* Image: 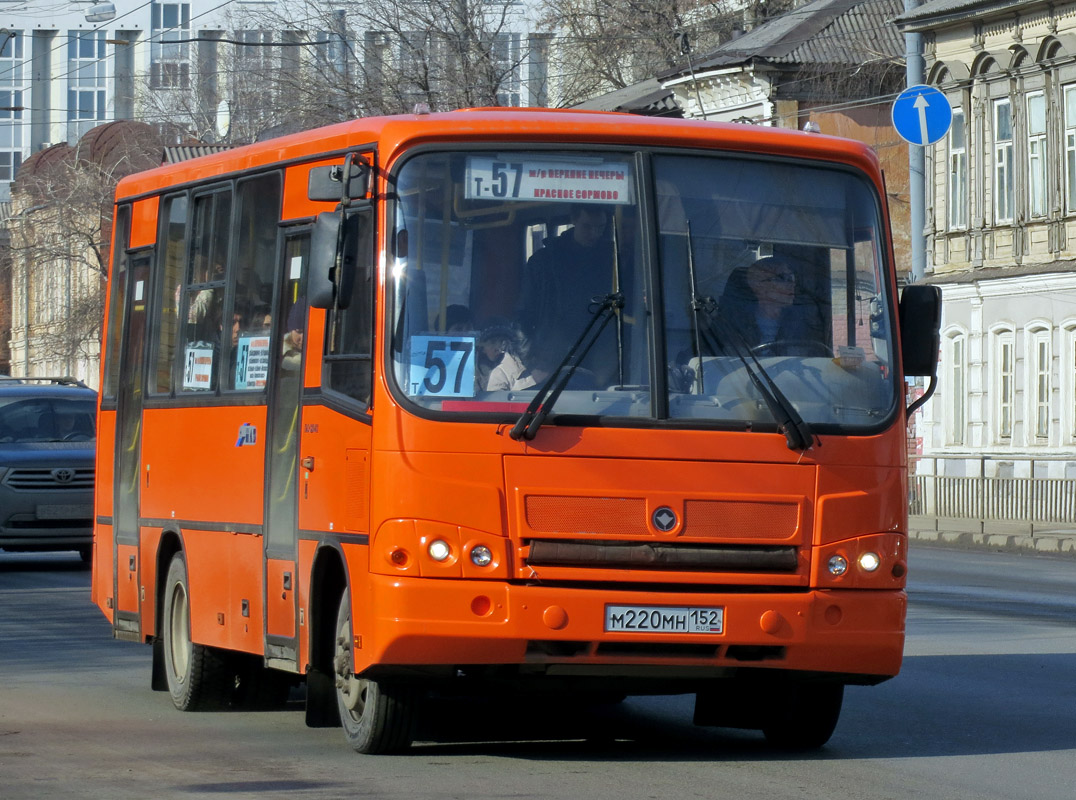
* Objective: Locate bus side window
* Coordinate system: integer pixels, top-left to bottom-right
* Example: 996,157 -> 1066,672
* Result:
151,194 -> 188,395
324,207 -> 375,407
179,190 -> 231,393
226,173 -> 281,392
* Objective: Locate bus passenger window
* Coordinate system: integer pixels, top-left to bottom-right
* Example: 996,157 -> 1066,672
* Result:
226,173 -> 281,392
179,190 -> 231,393
151,194 -> 188,395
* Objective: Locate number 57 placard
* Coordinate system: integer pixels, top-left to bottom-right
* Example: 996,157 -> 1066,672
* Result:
408,335 -> 476,398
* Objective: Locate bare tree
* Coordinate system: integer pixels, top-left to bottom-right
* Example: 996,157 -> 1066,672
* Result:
7,123 -> 162,380
539,0 -> 795,107
136,0 -> 542,145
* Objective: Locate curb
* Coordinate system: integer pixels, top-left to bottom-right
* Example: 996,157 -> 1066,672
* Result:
908,527 -> 1076,559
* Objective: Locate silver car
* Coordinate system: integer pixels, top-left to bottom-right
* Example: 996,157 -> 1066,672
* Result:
0,377 -> 96,562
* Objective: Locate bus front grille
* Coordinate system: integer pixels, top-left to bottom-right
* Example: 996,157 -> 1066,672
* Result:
525,539 -> 799,572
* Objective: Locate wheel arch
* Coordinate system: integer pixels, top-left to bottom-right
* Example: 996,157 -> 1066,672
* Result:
304,540 -> 346,728
150,526 -> 184,691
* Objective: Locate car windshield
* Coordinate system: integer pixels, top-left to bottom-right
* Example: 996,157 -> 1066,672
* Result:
389,148 -> 896,433
0,397 -> 97,443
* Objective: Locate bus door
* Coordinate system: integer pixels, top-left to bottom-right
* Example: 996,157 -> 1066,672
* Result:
263,231 -> 309,666
113,254 -> 152,638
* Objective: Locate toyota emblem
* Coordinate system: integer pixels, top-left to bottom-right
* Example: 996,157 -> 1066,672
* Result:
651,506 -> 678,532
52,468 -> 75,483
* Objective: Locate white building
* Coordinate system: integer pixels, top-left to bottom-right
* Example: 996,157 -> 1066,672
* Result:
0,0 -> 552,201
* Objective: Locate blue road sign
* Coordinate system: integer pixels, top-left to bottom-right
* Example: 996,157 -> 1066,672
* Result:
892,85 -> 953,146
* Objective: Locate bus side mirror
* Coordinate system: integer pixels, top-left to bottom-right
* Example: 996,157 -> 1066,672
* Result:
899,284 -> 941,378
309,210 -> 342,309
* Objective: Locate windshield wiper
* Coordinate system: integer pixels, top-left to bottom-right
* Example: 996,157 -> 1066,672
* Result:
706,313 -> 815,451
509,292 -> 625,441
683,225 -> 813,451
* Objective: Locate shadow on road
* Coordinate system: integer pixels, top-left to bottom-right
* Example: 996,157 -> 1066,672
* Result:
404,652 -> 1076,761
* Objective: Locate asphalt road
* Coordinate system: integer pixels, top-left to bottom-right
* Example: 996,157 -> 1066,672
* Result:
1,546 -> 1074,800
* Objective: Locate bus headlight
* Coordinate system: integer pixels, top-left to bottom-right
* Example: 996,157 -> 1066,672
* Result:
469,545 -> 493,567
427,539 -> 452,562
858,552 -> 881,572
827,555 -> 848,576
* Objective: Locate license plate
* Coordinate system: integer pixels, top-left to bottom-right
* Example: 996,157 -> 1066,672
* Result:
604,604 -> 724,634
36,504 -> 87,520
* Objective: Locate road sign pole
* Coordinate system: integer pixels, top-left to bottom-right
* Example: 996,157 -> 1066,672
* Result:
905,0 -> 926,283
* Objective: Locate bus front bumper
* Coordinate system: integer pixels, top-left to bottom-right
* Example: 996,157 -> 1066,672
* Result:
353,575 -> 906,682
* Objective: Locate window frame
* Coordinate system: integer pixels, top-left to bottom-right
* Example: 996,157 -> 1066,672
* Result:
993,98 -> 1014,224
1025,322 -> 1052,443
948,108 -> 968,230
1027,91 -> 1047,219
945,328 -> 967,446
991,325 -> 1015,443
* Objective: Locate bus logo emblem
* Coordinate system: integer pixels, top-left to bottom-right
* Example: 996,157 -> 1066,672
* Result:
236,423 -> 257,447
651,506 -> 677,532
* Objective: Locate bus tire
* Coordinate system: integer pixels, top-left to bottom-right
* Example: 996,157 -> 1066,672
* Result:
761,682 -> 844,751
161,553 -> 233,711
333,592 -> 417,754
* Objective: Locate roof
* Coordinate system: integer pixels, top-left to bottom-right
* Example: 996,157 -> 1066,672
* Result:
574,79 -> 683,117
663,0 -> 905,78
164,145 -> 231,164
893,0 -> 1038,29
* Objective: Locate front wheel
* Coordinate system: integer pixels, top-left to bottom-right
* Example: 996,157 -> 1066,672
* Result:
333,592 -> 418,754
761,682 -> 844,750
161,553 -> 233,711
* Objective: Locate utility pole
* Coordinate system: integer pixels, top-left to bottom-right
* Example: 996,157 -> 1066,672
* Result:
904,0 -> 926,282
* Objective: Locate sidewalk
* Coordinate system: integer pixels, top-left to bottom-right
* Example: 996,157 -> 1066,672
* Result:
909,515 -> 1076,558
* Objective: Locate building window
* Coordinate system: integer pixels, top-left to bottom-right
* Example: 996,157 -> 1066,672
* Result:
994,328 -> 1014,441
1028,326 -> 1052,442
0,30 -> 25,183
492,33 -> 522,107
1067,326 -> 1076,441
68,31 -> 107,142
151,2 -> 191,89
948,109 -> 967,230
947,331 -> 966,445
1027,92 -> 1047,218
993,99 -> 1013,224
1065,86 -> 1076,213
237,30 -> 274,71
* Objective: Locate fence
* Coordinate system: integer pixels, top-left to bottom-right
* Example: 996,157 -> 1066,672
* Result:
909,455 -> 1076,532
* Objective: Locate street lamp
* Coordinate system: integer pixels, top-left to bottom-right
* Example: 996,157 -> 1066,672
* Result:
85,3 -> 117,24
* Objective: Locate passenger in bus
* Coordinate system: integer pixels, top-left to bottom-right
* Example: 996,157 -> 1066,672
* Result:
476,322 -> 526,392
436,304 -> 473,334
517,204 -> 614,347
713,257 -> 825,354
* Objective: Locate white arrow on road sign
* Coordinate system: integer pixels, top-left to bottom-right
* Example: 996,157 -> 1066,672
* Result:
892,85 -> 953,146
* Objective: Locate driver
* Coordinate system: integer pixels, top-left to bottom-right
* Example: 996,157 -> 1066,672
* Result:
714,256 -> 824,353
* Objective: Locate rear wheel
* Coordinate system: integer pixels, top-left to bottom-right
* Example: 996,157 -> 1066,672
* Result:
333,592 -> 417,753
161,553 -> 233,711
761,682 -> 844,750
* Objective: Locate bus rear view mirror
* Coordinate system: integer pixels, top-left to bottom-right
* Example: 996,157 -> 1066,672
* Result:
899,284 -> 941,377
309,210 -> 342,309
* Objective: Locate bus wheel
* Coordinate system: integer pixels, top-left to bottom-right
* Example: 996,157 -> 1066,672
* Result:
761,682 -> 844,751
161,553 -> 233,711
332,593 -> 417,754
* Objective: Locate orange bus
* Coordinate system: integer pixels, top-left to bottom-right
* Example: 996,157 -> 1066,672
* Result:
92,108 -> 940,753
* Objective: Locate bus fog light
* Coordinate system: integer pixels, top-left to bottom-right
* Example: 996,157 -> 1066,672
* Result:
427,540 -> 451,562
858,552 -> 881,572
827,555 -> 848,576
470,545 -> 493,567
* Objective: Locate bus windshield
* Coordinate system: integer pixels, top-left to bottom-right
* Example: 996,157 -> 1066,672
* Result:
390,148 -> 896,432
